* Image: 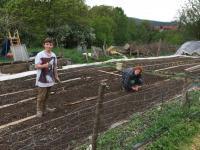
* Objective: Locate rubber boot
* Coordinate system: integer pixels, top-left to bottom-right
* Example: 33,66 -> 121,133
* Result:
36,99 -> 44,118
45,106 -> 56,113
44,87 -> 56,113
36,88 -> 46,118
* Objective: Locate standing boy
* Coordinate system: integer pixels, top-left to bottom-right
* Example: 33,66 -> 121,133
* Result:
35,38 -> 60,117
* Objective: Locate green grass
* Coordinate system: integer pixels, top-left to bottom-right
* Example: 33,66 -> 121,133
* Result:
80,90 -> 200,150
146,91 -> 200,150
160,50 -> 175,56
180,134 -> 200,150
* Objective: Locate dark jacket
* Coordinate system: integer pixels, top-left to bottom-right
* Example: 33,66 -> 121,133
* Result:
122,68 -> 143,91
1,38 -> 10,56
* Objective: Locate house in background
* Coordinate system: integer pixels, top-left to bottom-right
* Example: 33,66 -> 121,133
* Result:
154,25 -> 177,31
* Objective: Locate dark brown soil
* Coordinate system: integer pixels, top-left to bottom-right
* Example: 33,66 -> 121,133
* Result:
0,56 -> 198,150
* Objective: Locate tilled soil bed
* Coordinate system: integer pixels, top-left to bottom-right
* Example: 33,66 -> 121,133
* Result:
1,56 -> 199,149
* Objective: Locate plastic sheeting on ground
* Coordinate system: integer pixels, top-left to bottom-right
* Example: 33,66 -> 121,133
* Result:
176,41 -> 200,55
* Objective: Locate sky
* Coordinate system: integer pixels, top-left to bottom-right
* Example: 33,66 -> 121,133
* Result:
85,0 -> 186,22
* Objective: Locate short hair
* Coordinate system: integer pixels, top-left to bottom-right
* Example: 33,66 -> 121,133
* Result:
134,66 -> 143,73
43,37 -> 54,44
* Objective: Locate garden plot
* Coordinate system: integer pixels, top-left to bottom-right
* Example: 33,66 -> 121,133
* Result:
0,56 -> 199,149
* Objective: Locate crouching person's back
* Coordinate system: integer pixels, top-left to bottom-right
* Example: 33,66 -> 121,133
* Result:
122,66 -> 143,92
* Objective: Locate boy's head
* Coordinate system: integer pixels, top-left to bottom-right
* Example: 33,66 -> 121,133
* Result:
43,38 -> 54,51
133,66 -> 143,75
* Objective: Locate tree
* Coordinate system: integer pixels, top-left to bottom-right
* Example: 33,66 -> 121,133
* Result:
91,16 -> 114,46
89,5 -> 115,46
135,21 -> 157,43
178,0 -> 200,39
158,30 -> 184,45
0,0 -> 11,7
88,5 -> 115,18
0,0 -> 22,37
89,5 -> 129,46
5,0 -> 90,46
112,7 -> 128,45
127,19 -> 137,42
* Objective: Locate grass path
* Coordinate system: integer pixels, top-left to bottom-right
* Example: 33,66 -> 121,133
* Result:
180,134 -> 200,150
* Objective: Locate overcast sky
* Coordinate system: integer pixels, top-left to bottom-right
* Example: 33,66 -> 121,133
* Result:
85,0 -> 186,22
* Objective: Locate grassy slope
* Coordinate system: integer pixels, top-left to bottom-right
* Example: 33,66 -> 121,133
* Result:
80,91 -> 200,150
130,17 -> 177,26
146,91 -> 200,150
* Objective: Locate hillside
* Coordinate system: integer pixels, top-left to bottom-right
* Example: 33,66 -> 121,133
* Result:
129,17 -> 177,26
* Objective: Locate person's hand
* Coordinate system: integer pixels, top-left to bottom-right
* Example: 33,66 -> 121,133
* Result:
43,63 -> 49,68
132,86 -> 139,91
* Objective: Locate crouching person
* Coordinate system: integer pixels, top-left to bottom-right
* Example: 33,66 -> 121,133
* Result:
35,38 -> 60,117
122,66 -> 143,92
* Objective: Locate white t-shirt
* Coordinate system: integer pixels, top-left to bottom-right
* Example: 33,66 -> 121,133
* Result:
35,50 -> 57,87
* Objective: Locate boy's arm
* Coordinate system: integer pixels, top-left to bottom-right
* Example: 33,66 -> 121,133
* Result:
54,68 -> 60,82
35,53 -> 48,69
35,63 -> 49,69
54,57 -> 60,82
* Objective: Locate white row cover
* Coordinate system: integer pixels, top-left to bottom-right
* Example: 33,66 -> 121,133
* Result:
176,41 -> 200,55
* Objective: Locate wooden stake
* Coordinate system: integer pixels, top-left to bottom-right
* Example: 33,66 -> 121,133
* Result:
157,38 -> 162,56
183,76 -> 190,108
92,81 -> 107,150
64,96 -> 98,106
85,45 -> 89,62
97,70 -> 121,76
137,49 -> 139,57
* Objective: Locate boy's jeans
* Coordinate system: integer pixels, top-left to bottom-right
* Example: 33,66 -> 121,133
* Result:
36,87 -> 51,115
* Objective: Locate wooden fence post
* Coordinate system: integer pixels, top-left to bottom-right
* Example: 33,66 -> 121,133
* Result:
103,40 -> 107,56
92,81 -> 107,150
161,90 -> 164,111
157,38 -> 162,56
183,76 -> 190,108
185,91 -> 190,108
137,49 -> 139,57
85,46 -> 89,62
